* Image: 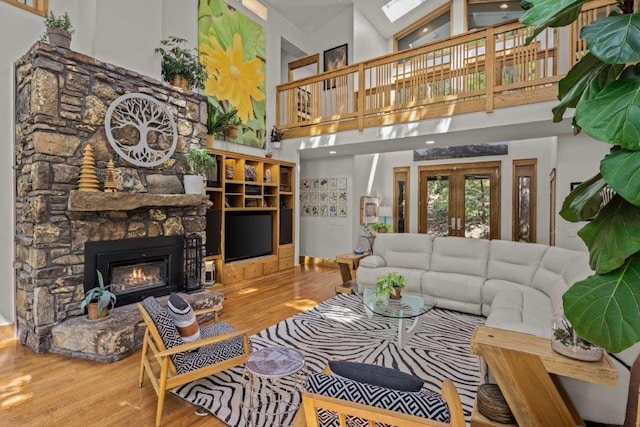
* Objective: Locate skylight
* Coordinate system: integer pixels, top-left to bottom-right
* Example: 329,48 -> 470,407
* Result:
382,0 -> 427,23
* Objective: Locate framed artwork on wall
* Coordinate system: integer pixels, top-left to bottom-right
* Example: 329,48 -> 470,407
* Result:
323,43 -> 348,90
360,196 -> 380,224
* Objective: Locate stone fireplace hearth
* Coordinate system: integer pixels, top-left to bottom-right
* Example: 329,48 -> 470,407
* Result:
14,42 -> 212,357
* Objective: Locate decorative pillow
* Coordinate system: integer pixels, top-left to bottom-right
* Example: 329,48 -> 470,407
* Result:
167,293 -> 201,342
359,255 -> 386,268
329,361 -> 424,392
305,373 -> 450,422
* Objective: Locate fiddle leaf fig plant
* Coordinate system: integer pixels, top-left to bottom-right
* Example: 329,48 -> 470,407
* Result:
521,0 -> 640,352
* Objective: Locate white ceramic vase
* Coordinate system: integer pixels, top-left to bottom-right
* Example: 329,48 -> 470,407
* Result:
184,175 -> 204,194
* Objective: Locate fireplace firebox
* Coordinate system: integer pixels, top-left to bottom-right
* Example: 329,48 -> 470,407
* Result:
84,236 -> 185,307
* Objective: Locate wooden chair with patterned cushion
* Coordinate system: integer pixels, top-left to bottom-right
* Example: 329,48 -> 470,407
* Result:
137,296 -> 251,427
293,364 -> 465,427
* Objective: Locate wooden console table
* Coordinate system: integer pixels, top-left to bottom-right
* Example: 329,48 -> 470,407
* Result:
334,252 -> 369,294
470,326 -> 618,427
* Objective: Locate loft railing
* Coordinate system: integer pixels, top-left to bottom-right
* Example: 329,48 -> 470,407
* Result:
276,0 -> 614,139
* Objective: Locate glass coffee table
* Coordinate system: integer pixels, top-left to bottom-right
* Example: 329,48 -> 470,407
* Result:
357,287 -> 436,348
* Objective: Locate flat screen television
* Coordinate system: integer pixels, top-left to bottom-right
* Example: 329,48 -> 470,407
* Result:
225,212 -> 273,262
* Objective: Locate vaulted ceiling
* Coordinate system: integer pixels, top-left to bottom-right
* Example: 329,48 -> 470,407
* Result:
261,0 -> 444,38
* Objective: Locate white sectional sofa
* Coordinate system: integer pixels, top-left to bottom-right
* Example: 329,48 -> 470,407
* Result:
356,233 -> 640,425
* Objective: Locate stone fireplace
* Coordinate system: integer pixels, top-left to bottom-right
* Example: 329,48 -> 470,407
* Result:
14,42 -> 211,355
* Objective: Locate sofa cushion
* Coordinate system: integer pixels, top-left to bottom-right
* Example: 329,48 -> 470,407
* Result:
430,237 -> 489,277
305,372 -> 451,422
487,240 -> 547,286
482,280 -> 529,316
530,247 -> 592,313
485,289 -> 553,337
373,233 -> 433,270
328,361 -> 424,392
421,271 -> 484,315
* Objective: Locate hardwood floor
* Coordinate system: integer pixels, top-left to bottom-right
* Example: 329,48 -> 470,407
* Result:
0,263 -> 339,426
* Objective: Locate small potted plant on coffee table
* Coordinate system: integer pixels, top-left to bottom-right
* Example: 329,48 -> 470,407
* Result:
81,270 -> 116,320
375,271 -> 407,300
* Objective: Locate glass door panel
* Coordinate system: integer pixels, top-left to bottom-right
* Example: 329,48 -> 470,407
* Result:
394,167 -> 410,233
426,175 -> 451,237
464,173 -> 491,239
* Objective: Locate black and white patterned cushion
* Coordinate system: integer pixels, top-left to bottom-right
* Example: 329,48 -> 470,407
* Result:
142,297 -> 182,349
171,322 -> 246,374
305,373 -> 450,424
142,297 -> 247,375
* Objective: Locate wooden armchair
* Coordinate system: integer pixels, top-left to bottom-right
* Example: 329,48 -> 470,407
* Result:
137,297 -> 251,427
294,366 -> 465,427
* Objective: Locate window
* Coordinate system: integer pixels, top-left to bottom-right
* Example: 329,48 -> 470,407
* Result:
3,0 -> 48,16
466,0 -> 524,31
393,167 -> 410,233
512,159 -> 537,243
394,3 -> 451,51
382,0 -> 428,23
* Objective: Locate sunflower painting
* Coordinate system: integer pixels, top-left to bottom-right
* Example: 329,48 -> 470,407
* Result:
199,0 -> 266,148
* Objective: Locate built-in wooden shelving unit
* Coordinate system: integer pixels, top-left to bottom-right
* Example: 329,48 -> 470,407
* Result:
205,149 -> 295,285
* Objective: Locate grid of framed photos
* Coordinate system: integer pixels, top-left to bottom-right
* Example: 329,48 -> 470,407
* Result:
300,176 -> 348,217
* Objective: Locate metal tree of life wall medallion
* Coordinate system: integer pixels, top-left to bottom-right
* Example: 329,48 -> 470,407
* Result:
105,93 -> 178,167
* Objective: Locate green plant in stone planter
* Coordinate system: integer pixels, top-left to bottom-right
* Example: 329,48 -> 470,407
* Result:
155,36 -> 207,90
375,271 -> 407,300
520,0 -> 640,352
80,271 -> 116,320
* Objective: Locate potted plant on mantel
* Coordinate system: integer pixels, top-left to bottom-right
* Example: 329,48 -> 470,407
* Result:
206,105 -> 239,145
184,148 -> 216,194
80,271 -> 116,320
42,11 -> 74,49
375,271 -> 407,300
154,36 -> 207,91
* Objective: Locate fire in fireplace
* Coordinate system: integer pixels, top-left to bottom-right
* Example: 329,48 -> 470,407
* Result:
84,236 -> 185,307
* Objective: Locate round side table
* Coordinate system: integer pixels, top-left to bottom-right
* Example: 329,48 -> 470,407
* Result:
241,346 -> 307,426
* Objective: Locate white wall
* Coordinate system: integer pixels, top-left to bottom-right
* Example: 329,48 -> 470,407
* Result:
299,157 -> 355,258
306,7 -> 354,70
555,134 -> 609,250
0,2 -> 47,325
352,5 -> 388,63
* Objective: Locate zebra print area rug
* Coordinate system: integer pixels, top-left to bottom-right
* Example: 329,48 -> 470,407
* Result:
173,293 -> 484,426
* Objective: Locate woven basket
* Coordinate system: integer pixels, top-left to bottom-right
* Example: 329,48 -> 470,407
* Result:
477,384 -> 515,424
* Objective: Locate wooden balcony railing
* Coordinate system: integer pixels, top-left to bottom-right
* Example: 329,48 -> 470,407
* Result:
276,0 -> 615,139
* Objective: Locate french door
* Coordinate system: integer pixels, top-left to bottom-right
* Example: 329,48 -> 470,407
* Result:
418,161 -> 501,239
